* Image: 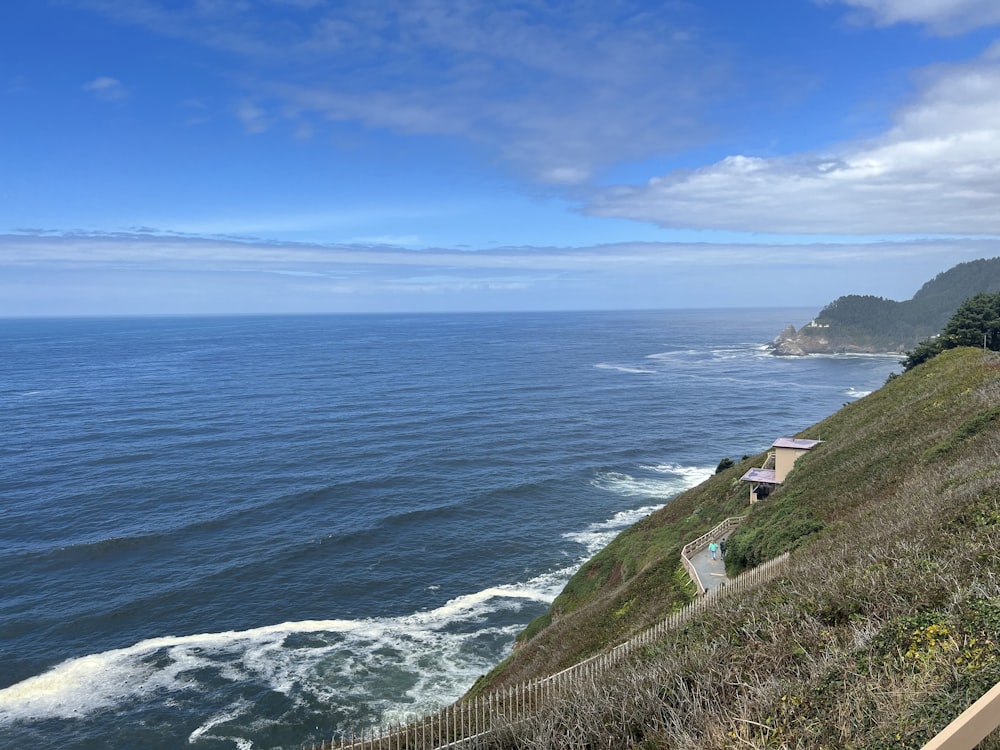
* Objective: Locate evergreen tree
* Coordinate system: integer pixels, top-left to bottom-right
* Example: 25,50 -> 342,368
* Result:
939,292 -> 1000,349
901,338 -> 944,371
903,291 -> 1000,370
802,258 -> 1000,353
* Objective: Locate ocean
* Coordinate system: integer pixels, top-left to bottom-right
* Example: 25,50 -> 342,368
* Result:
0,309 -> 900,749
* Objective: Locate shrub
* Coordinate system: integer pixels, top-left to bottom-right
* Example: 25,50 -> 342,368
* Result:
715,457 -> 735,474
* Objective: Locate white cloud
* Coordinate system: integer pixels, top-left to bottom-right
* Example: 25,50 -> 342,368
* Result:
235,100 -> 269,133
83,76 -> 128,101
2,231 -> 997,315
347,235 -> 423,247
826,0 -> 1000,34
74,0 -> 730,184
2,229 -> 994,273
586,53 -> 1000,236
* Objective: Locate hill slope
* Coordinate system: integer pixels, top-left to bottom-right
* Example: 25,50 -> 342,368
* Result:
473,347 -> 1000,748
770,256 -> 1000,354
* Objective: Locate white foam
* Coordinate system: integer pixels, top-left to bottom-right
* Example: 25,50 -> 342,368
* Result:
188,702 -> 255,745
639,462 -> 715,483
645,349 -> 700,360
590,465 -> 713,499
803,351 -> 902,360
593,363 -> 657,375
0,460 -> 714,736
0,580 -> 562,730
570,463 -> 712,555
562,503 -> 664,556
707,347 -> 752,361
0,619 -> 365,724
846,387 -> 872,398
403,585 -> 553,627
646,346 -> 762,363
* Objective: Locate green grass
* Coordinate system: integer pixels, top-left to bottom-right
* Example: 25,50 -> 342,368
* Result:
467,347 -> 1000,748
469,453 -> 754,691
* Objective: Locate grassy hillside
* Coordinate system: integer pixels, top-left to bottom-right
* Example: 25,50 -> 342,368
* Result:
471,347 -> 1000,748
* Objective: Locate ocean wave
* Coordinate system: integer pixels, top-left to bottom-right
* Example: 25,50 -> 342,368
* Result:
0,574 -> 559,732
187,702 -> 256,748
0,461 -> 710,735
589,465 -> 713,500
593,363 -> 658,375
646,346 -> 763,363
569,463 -> 713,555
645,349 -> 701,360
561,504 -> 664,556
639,463 -> 716,483
803,351 -> 903,360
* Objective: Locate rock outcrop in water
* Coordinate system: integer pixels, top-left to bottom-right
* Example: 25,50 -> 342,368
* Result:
767,320 -> 898,356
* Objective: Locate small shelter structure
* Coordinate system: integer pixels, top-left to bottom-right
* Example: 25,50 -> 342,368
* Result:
740,437 -> 821,503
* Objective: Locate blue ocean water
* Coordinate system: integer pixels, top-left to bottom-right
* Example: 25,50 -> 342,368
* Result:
0,310 -> 900,749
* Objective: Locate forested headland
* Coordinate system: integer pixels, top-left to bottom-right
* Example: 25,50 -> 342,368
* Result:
770,256 -> 1000,355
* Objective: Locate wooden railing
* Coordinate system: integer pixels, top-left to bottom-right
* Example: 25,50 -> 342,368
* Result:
303,551 -> 791,750
920,681 -> 1000,750
680,515 -> 745,595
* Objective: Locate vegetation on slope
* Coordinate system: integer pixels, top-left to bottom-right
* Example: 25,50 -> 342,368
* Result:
470,449 -> 764,692
473,346 -> 1000,748
777,257 -> 1000,353
903,291 -> 1000,371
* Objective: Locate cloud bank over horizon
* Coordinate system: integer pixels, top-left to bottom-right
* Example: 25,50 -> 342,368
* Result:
5,1 -> 1000,315
2,230 -> 996,317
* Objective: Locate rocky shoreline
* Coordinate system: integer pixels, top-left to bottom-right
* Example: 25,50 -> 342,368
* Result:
767,323 -> 907,356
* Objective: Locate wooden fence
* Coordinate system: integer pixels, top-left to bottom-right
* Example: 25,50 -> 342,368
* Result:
303,551 -> 791,750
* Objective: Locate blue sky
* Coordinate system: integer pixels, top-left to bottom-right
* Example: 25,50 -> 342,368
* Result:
4,0 -> 1000,316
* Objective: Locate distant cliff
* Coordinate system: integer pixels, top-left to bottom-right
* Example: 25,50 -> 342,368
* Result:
769,256 -> 1000,355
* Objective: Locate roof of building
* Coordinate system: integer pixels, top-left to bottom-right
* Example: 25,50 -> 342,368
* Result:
772,437 -> 823,450
740,467 -> 778,484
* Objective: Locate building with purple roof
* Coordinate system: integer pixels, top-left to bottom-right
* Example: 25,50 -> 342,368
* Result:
740,437 -> 822,503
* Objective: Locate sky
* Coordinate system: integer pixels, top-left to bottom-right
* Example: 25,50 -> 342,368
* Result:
4,0 -> 1000,316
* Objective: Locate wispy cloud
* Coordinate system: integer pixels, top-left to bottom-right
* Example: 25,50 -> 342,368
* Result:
141,205 -> 447,237
73,0 -> 732,184
181,97 -> 213,125
2,230 -> 996,315
235,99 -> 269,133
83,76 -> 129,101
3,229 -> 994,272
825,0 -> 1000,34
586,50 -> 1000,235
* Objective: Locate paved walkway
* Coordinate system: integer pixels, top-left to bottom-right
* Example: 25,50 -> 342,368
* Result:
689,536 -> 731,592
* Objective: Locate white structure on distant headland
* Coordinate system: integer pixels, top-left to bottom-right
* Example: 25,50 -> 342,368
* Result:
740,437 -> 822,503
